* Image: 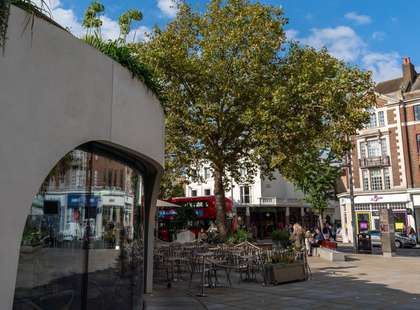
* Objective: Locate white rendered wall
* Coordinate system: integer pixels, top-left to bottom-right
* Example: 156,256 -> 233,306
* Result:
0,6 -> 164,308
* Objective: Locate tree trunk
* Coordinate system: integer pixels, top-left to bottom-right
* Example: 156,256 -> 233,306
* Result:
318,210 -> 324,231
213,167 -> 227,239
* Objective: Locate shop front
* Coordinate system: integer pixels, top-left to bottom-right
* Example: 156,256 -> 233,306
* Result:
341,193 -> 416,240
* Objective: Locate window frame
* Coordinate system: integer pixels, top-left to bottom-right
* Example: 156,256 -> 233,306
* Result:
240,185 -> 251,204
414,105 -> 420,121
416,134 -> 420,153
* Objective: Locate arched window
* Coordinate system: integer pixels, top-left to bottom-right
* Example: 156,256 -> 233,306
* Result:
13,145 -> 146,309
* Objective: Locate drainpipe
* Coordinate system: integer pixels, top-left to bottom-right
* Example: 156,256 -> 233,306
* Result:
402,99 -> 414,188
347,136 -> 359,251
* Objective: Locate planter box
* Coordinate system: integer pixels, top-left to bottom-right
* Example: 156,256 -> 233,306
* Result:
263,262 -> 306,285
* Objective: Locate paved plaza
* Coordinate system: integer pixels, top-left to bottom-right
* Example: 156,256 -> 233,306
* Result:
146,253 -> 420,310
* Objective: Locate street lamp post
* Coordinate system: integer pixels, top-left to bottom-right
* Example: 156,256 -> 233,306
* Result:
347,141 -> 359,252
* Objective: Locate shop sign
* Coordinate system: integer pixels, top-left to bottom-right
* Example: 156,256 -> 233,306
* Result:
102,196 -> 125,206
355,193 -> 410,204
67,194 -> 99,208
370,195 -> 383,202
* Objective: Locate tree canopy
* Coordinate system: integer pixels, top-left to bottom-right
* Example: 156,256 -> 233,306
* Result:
138,0 -> 288,236
138,0 -> 375,237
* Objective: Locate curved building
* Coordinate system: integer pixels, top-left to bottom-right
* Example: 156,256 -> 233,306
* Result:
0,5 -> 164,309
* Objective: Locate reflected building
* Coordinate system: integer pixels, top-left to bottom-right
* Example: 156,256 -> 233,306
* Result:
14,149 -> 147,309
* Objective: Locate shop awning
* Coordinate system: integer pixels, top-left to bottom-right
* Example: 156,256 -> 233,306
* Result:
156,200 -> 181,208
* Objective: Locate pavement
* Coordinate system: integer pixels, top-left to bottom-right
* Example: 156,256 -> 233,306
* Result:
145,254 -> 420,310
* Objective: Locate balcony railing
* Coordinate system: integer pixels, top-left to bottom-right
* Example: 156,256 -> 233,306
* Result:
359,156 -> 390,168
259,197 -> 279,205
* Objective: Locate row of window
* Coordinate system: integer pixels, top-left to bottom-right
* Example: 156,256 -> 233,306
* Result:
190,185 -> 252,203
191,189 -> 211,197
360,138 -> 387,158
366,110 -> 385,128
362,168 -> 391,191
367,105 -> 420,128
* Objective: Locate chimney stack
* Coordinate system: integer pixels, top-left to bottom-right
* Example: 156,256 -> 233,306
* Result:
402,57 -> 417,86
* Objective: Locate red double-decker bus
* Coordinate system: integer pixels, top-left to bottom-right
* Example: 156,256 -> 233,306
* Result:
158,196 -> 233,241
164,196 -> 232,220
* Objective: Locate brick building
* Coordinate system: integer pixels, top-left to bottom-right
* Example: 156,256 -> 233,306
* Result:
338,57 -> 420,243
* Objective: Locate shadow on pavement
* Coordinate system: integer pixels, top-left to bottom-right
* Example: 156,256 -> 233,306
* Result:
148,264 -> 420,310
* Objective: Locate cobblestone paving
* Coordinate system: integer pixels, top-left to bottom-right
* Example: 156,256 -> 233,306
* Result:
145,254 -> 420,310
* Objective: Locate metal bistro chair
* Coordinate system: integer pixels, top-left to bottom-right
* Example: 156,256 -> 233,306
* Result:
188,254 -> 213,291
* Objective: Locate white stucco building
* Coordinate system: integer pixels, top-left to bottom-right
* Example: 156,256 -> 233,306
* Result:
187,166 -> 339,238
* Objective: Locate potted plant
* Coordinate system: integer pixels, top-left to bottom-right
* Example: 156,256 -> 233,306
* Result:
271,229 -> 290,249
226,228 -> 250,245
263,249 -> 306,285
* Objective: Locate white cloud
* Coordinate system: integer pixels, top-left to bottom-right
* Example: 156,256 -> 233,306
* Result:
372,31 -> 385,41
157,0 -> 179,18
285,29 -> 298,40
100,16 -> 120,41
362,52 -> 401,82
344,12 -> 371,25
127,26 -> 152,43
299,26 -> 365,62
32,0 -> 61,10
52,7 -> 84,36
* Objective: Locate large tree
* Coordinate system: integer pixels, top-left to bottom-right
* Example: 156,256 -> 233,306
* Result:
139,1 -> 375,238
139,0 -> 287,237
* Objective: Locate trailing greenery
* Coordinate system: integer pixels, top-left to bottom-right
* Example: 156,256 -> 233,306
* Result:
0,0 -> 10,53
83,34 -> 161,98
81,2 -> 161,98
1,0 -> 66,53
1,1 -> 160,99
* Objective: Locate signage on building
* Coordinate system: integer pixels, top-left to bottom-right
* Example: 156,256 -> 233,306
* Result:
370,195 -> 383,202
102,196 -> 125,206
355,193 -> 410,204
67,194 -> 99,208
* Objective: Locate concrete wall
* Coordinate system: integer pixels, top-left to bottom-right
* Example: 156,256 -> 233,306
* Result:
0,6 -> 164,309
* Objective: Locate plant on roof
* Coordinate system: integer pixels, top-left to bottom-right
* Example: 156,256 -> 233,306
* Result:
82,1 -> 104,36
1,0 -> 59,54
81,2 -> 161,98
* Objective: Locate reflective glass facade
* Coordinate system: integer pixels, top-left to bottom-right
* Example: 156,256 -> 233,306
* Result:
13,148 -> 145,309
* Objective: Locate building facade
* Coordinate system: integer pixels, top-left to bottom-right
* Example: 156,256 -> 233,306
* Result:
338,57 -> 420,243
187,167 -> 339,238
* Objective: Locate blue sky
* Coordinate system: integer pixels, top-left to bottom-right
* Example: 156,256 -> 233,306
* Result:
36,0 -> 419,82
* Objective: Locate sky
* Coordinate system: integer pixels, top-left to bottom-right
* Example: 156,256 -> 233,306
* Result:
33,0 -> 420,82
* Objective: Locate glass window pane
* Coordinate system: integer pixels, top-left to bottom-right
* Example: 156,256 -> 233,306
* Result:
362,170 -> 369,191
367,140 -> 381,157
417,134 -> 420,153
370,169 -> 383,191
378,111 -> 385,127
367,110 -> 377,128
384,168 -> 391,189
381,138 -> 388,156
13,149 -> 145,309
414,105 -> 420,121
360,142 -> 366,158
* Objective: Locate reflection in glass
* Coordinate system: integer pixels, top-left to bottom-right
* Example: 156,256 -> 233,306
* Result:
13,149 -> 145,310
